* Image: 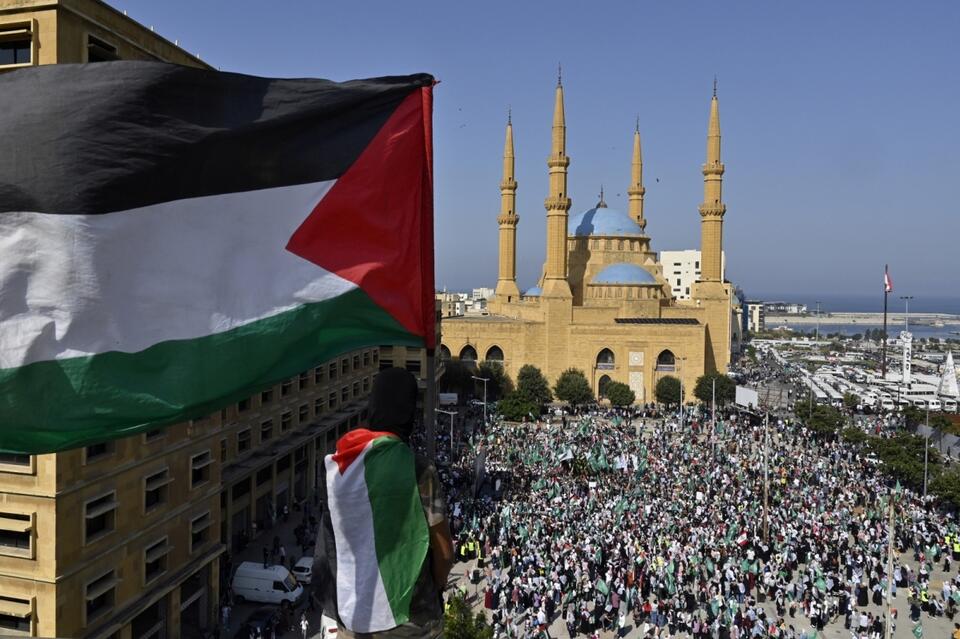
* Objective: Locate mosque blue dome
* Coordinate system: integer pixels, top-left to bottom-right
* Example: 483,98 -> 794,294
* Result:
568,207 -> 644,237
592,263 -> 658,285
524,286 -> 542,296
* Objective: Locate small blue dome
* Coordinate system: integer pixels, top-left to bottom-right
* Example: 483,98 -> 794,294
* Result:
569,207 -> 644,237
524,286 -> 542,296
592,263 -> 658,285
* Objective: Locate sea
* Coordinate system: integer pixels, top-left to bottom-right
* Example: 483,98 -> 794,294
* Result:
751,293 -> 960,340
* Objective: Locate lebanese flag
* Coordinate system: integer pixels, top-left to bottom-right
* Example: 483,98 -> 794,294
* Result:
884,265 -> 893,293
323,429 -> 430,632
0,63 -> 435,454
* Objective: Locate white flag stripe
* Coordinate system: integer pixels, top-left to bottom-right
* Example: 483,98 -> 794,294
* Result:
0,179 -> 355,369
325,449 -> 396,632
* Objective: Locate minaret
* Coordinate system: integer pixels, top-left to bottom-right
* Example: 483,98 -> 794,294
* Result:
698,80 -> 725,283
495,111 -> 521,299
627,118 -> 646,230
542,68 -> 572,298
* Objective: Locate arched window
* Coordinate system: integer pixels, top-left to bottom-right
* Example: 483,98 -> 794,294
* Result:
485,346 -> 504,362
459,345 -> 478,363
439,345 -> 451,361
656,350 -> 676,372
596,348 -> 615,370
598,375 -> 612,397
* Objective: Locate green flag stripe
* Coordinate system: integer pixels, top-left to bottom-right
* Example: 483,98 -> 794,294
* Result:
0,288 -> 420,454
364,437 -> 430,624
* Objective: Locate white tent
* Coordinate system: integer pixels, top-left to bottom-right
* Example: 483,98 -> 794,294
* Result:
938,351 -> 959,398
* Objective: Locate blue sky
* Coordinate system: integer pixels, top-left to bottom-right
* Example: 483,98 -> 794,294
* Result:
114,0 -> 959,302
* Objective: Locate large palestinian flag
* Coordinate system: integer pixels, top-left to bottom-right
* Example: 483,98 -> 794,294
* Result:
323,429 -> 429,632
0,62 -> 435,454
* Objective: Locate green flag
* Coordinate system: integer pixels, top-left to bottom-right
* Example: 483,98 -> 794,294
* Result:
596,579 -> 609,596
912,622 -> 922,639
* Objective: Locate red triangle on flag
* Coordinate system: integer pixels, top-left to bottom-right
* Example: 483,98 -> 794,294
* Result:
286,88 -> 434,347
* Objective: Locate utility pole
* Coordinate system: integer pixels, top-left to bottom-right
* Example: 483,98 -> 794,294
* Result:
763,410 -> 770,544
815,300 -> 822,342
472,375 -> 489,427
924,407 -> 930,498
437,409 -> 457,453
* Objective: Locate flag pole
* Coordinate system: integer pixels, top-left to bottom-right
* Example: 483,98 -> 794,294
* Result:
882,264 -> 889,378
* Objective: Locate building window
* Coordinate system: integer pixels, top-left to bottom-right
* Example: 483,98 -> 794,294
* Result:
0,24 -> 31,66
0,512 -> 31,557
260,420 -> 273,442
191,451 -> 212,488
353,355 -> 360,370
238,398 -> 251,412
143,429 -> 164,444
299,404 -> 309,423
352,381 -> 360,398
373,351 -> 379,365
86,34 -> 119,62
85,569 -> 118,623
84,441 -> 114,463
281,379 -> 293,397
340,359 -> 349,375
232,480 -> 250,499
695,261 -> 700,269
363,377 -> 370,393
341,387 -> 349,403
328,392 -> 337,409
261,389 -> 274,404
220,438 -> 227,463
256,467 -> 271,486
190,513 -> 210,552
314,367 -> 324,384
277,454 -> 291,473
84,492 -> 117,543
143,538 -> 169,583
143,468 -> 171,511
379,358 -> 394,371
363,351 -> 371,367
405,360 -> 422,375
237,429 -> 251,453
280,411 -> 292,432
299,371 -> 309,389
0,453 -> 31,471
315,398 -> 323,415
0,596 -> 31,633
328,363 -> 337,380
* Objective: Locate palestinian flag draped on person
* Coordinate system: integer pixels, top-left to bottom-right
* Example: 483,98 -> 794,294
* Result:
0,62 -> 435,454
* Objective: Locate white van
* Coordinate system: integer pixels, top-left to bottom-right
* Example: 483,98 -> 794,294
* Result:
944,398 -> 958,413
927,398 -> 942,412
881,398 -> 895,412
232,562 -> 304,606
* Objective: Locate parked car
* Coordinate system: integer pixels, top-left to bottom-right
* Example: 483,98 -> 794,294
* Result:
232,561 -> 304,606
292,556 -> 314,585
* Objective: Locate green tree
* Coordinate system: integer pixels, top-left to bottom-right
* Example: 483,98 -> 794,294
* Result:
516,364 -> 553,406
497,391 -> 539,422
693,372 -> 736,406
444,592 -> 493,639
476,362 -> 513,402
554,368 -> 594,406
901,404 -> 924,430
656,376 -> 681,407
843,392 -> 859,410
605,381 -> 636,407
802,404 -> 845,438
868,434 -> 941,491
930,467 -> 960,511
439,358 -> 475,399
841,427 -> 869,445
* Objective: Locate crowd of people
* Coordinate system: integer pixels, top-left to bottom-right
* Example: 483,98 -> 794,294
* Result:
431,402 -> 960,639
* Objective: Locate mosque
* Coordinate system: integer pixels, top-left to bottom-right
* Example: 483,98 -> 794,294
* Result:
439,78 -> 738,403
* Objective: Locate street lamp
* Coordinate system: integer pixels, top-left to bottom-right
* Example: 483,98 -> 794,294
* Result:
437,409 -> 457,453
472,376 -> 490,426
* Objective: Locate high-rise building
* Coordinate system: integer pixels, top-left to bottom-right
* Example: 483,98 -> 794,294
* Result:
658,249 -> 726,301
0,3 -> 386,638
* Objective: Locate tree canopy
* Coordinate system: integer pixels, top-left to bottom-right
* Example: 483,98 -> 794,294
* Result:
605,381 -> 636,407
516,364 -> 553,407
444,592 -> 493,639
693,372 -> 735,406
655,376 -> 681,407
438,358 -> 475,398
497,391 -> 539,422
476,362 -> 513,402
554,368 -> 594,406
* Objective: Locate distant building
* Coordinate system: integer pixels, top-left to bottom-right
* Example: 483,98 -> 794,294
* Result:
471,287 -> 495,301
658,249 -> 725,300
436,291 -> 467,317
764,301 -> 808,314
745,300 -> 766,333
